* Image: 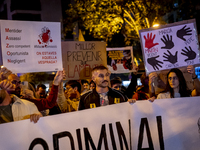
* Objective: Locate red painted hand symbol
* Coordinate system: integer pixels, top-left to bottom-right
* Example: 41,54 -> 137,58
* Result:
144,33 -> 159,49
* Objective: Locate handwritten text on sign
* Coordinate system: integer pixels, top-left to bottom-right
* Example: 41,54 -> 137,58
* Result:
139,20 -> 199,74
62,41 -> 107,80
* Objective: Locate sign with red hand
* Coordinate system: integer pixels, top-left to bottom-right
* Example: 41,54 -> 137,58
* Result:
0,20 -> 63,73
139,19 -> 199,74
144,33 -> 159,49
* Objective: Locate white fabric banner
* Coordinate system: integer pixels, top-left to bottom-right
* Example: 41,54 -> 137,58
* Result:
0,20 -> 63,73
139,19 -> 200,74
0,97 -> 200,150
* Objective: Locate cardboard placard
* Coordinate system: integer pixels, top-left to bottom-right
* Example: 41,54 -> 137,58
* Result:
62,41 -> 107,80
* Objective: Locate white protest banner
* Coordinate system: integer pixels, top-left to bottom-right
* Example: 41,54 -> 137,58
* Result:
62,41 -> 107,80
106,46 -> 135,73
0,20 -> 62,73
139,19 -> 200,74
1,97 -> 200,149
0,102 -> 130,150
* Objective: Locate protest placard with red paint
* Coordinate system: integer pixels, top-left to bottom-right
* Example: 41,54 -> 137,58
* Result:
139,19 -> 200,74
0,20 -> 62,73
106,46 -> 135,73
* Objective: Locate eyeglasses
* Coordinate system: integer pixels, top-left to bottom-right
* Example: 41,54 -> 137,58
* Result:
11,80 -> 21,85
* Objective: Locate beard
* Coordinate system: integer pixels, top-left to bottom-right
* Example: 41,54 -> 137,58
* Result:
98,80 -> 109,88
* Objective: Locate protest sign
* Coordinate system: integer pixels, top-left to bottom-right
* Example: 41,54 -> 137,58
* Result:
0,97 -> 200,150
139,19 -> 200,74
106,46 -> 135,73
62,41 -> 107,80
0,20 -> 63,73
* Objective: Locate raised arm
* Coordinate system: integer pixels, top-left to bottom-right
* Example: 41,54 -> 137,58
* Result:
148,72 -> 157,97
57,81 -> 68,113
125,64 -> 138,98
0,66 -> 12,81
0,80 -> 15,91
28,70 -> 66,111
187,65 -> 200,96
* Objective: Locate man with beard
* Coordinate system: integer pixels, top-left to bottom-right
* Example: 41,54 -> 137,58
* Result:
78,65 -> 128,110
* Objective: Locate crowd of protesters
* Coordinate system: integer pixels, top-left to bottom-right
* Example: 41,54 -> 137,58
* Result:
0,63 -> 199,124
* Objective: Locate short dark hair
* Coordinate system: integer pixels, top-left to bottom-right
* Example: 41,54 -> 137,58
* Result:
36,84 -> 46,91
65,80 -> 81,93
92,65 -> 108,73
89,80 -> 95,85
81,79 -> 89,85
110,77 -> 122,87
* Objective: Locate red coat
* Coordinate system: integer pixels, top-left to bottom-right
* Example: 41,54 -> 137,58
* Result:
25,85 -> 58,111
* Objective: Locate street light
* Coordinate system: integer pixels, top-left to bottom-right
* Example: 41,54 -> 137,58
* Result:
153,23 -> 159,27
153,17 -> 159,27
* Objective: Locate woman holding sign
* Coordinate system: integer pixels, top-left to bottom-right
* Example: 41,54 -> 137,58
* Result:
157,65 -> 200,99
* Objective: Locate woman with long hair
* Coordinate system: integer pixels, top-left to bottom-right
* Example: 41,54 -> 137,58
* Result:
157,65 -> 200,99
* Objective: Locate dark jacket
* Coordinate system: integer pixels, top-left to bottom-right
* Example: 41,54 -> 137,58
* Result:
125,73 -> 137,98
78,87 -> 128,110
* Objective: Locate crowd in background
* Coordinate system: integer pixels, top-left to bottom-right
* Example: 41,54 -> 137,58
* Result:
0,64 -> 199,124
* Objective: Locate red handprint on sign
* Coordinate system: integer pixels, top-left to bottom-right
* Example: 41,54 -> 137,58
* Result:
144,33 -> 159,49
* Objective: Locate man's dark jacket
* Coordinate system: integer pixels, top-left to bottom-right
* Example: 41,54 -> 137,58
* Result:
78,87 -> 128,110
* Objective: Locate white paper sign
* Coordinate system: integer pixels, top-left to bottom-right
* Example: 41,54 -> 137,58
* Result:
1,97 -> 200,149
139,20 -> 200,74
62,41 -> 107,80
106,46 -> 135,73
0,20 -> 63,73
